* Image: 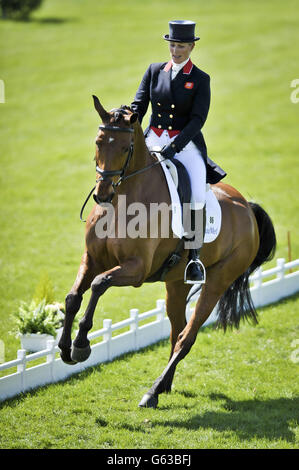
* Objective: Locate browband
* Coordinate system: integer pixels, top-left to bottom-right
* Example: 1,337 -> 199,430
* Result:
99,125 -> 134,133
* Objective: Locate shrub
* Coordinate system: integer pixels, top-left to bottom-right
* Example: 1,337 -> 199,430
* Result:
33,272 -> 55,305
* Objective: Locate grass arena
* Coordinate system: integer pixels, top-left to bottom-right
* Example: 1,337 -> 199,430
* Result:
0,0 -> 298,450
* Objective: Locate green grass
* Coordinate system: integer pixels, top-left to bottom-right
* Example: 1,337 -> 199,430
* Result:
0,0 -> 298,448
0,294 -> 298,449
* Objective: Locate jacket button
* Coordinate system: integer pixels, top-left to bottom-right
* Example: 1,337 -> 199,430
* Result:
169,114 -> 173,118
171,104 -> 175,108
158,125 -> 162,129
168,126 -> 172,130
158,113 -> 161,117
157,102 -> 161,106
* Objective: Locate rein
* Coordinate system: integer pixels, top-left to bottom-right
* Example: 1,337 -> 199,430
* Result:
79,124 -> 166,222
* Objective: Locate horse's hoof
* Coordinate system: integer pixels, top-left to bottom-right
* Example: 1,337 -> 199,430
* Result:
60,349 -> 77,365
71,344 -> 91,363
138,393 -> 158,409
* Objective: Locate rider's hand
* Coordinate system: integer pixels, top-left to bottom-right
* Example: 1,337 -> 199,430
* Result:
160,143 -> 177,160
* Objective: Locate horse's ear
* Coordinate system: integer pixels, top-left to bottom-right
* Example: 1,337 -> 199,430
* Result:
92,95 -> 110,122
129,112 -> 139,124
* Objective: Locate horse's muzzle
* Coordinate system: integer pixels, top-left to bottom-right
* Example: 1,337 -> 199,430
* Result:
93,178 -> 115,204
93,192 -> 115,204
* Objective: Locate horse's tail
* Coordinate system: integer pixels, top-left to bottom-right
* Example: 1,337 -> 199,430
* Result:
216,202 -> 277,331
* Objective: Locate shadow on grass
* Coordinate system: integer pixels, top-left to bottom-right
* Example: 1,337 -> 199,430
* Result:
0,16 -> 77,24
153,393 -> 299,443
31,17 -> 77,24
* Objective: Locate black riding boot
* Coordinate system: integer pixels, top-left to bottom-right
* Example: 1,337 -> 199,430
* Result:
184,207 -> 206,285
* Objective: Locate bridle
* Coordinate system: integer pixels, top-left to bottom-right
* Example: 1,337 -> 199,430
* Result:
95,124 -> 134,187
79,123 -> 166,222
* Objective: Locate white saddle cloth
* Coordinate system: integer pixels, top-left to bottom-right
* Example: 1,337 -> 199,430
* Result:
154,151 -> 222,243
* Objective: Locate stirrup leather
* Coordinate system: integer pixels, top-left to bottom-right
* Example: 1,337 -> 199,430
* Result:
184,258 -> 206,285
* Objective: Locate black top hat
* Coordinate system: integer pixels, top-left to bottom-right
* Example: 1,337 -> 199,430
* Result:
163,20 -> 200,43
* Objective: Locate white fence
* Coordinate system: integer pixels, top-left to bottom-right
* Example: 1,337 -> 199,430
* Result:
0,257 -> 298,402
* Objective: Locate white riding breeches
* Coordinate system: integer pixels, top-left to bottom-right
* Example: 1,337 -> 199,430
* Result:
146,129 -> 206,209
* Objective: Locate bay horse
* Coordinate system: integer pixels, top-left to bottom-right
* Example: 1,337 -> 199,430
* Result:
58,95 -> 276,408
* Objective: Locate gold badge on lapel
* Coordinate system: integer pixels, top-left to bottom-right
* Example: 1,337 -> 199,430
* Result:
184,82 -> 194,90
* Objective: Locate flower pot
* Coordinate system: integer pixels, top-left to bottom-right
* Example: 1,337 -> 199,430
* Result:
20,327 -> 63,352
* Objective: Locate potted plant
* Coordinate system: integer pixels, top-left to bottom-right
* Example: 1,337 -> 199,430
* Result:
13,299 -> 65,352
11,273 -> 78,352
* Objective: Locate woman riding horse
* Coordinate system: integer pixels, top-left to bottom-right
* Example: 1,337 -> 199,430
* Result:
131,20 -> 226,284
58,96 -> 276,408
57,22 -> 276,409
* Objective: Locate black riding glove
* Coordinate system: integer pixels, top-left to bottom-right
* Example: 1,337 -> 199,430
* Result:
160,143 -> 177,160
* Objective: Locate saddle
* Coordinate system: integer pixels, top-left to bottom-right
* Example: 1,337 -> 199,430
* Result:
145,151 -> 221,283
167,159 -> 192,213
156,152 -> 222,243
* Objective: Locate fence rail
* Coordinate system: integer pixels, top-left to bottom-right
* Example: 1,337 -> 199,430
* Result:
0,257 -> 298,402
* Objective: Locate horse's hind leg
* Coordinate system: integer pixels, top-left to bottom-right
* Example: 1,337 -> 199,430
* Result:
59,252 -> 96,364
139,242 -> 257,408
139,259 -> 240,408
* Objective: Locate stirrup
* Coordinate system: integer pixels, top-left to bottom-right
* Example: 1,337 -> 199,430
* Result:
184,258 -> 206,285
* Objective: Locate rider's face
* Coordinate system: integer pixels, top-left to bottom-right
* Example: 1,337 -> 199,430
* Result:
169,42 -> 194,64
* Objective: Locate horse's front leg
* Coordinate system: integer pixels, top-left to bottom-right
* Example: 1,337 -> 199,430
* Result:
71,257 -> 145,363
59,252 -> 96,364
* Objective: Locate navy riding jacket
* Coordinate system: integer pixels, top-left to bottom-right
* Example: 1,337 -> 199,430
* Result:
131,60 -> 226,184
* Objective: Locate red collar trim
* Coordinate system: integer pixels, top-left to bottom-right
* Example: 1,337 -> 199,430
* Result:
183,59 -> 193,75
163,61 -> 172,72
163,59 -> 193,74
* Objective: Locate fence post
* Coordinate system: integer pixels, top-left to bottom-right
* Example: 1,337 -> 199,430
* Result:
253,266 -> 263,289
46,339 -> 56,381
103,319 -> 112,361
276,258 -> 285,280
17,349 -> 26,392
252,266 -> 263,307
130,308 -> 139,351
156,299 -> 166,340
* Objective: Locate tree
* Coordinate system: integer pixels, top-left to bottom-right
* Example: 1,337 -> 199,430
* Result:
1,0 -> 43,20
